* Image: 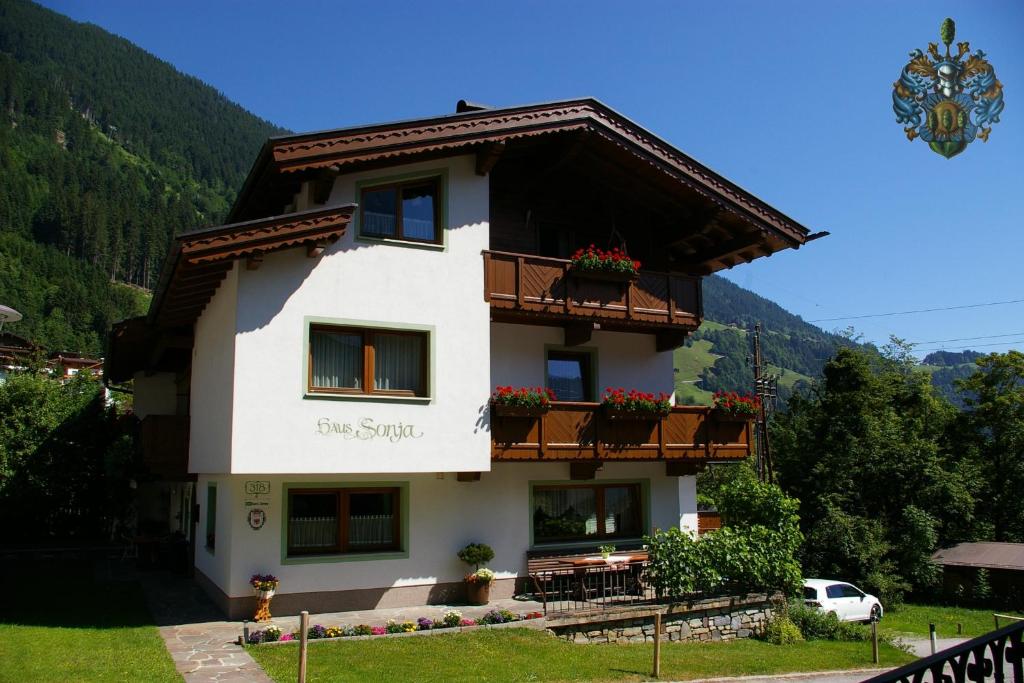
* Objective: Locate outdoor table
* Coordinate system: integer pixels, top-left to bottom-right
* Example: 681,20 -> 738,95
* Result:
557,555 -> 646,601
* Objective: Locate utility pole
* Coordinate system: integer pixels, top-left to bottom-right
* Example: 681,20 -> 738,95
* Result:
751,323 -> 778,483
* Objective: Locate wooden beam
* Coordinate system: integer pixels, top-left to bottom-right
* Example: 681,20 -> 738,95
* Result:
456,472 -> 481,482
311,170 -> 336,204
679,232 -> 761,269
656,330 -> 690,352
570,462 -> 600,480
475,141 -> 506,176
563,323 -> 593,347
306,240 -> 329,258
666,461 -> 705,477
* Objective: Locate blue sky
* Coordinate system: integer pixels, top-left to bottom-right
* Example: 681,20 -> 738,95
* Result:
42,1 -> 1024,356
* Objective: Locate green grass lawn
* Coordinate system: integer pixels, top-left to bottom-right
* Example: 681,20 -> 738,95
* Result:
882,603 -> 1024,639
0,563 -> 179,683
249,628 -> 913,683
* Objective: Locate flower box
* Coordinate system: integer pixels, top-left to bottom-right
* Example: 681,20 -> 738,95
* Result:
570,268 -> 637,284
711,408 -> 754,422
492,403 -> 548,418
604,405 -> 669,421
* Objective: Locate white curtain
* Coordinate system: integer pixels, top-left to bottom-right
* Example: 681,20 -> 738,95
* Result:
312,331 -> 362,389
363,210 -> 396,236
374,333 -> 422,393
535,488 -> 598,537
349,514 -> 394,546
289,516 -> 338,549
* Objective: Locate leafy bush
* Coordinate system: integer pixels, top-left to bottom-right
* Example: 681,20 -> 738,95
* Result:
646,477 -> 803,598
352,624 -> 373,636
479,609 -> 518,625
762,615 -> 804,645
787,601 -> 868,641
440,610 -> 463,628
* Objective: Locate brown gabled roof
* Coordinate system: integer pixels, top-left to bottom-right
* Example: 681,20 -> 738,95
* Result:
150,204 -> 355,329
228,98 -> 818,251
932,542 -> 1024,571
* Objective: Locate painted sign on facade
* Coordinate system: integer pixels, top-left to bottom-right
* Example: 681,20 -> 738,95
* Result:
316,417 -> 423,443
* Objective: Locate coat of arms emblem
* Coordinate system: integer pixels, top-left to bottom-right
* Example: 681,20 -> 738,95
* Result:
892,18 -> 1004,158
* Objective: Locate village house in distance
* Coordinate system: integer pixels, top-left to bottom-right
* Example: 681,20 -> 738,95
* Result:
107,98 -> 823,618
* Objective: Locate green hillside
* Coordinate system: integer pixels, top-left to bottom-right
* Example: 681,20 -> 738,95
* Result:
674,275 -> 848,405
0,0 -> 286,353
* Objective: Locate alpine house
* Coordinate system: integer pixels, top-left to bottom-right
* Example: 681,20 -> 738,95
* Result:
107,98 -> 823,617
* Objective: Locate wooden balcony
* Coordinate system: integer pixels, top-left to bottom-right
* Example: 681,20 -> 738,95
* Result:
483,251 -> 702,349
139,415 -> 191,480
491,403 -> 751,463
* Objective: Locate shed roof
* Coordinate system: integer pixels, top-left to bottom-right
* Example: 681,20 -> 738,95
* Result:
931,542 -> 1024,571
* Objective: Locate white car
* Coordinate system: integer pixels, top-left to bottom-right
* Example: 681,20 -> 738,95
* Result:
803,579 -> 883,623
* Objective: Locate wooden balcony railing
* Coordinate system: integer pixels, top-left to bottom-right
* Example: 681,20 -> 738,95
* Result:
483,251 -> 702,340
491,403 -> 751,462
139,415 -> 191,479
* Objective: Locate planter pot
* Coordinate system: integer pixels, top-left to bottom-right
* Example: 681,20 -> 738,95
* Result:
254,589 -> 276,622
711,408 -> 755,422
492,403 -> 549,418
603,405 -> 669,421
570,268 -> 637,284
465,580 -> 492,606
257,589 -> 276,600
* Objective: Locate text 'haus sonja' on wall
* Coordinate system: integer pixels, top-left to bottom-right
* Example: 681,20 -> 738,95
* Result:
106,98 -> 824,618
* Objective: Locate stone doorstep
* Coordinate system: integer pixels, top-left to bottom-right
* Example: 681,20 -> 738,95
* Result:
250,617 -> 549,647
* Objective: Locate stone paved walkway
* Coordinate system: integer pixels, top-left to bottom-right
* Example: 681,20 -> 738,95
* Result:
138,571 -> 273,683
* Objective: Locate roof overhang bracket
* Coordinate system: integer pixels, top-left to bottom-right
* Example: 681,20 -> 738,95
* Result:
475,142 -> 506,176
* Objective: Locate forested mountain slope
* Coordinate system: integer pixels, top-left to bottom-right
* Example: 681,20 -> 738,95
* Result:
0,0 -> 286,353
675,275 -> 853,405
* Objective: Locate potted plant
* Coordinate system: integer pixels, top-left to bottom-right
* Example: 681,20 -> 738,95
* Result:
569,244 -> 641,283
711,390 -> 760,421
491,386 -> 556,418
598,544 -> 617,560
602,387 -> 672,420
458,542 -> 495,605
250,573 -> 279,622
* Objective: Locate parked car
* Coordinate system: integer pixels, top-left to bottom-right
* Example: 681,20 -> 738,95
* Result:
803,579 -> 883,623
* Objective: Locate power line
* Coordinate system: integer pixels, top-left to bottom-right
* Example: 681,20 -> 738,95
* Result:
808,298 -> 1024,323
914,338 -> 1024,352
907,331 -> 1024,345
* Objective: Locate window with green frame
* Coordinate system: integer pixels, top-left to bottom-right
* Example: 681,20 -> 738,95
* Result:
532,483 -> 642,544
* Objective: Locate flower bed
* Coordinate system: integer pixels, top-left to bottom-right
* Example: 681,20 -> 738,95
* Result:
245,609 -> 546,646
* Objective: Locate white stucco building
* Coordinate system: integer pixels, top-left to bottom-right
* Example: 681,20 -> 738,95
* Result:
108,99 -> 820,617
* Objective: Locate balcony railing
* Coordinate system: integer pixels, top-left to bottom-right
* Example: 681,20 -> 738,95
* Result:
483,251 -> 702,335
139,415 -> 190,479
491,403 -> 751,461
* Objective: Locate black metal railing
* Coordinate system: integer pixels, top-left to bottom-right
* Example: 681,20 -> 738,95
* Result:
863,618 -> 1024,683
530,560 -> 656,615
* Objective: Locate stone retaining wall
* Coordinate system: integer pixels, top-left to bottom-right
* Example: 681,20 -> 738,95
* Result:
547,593 -> 777,644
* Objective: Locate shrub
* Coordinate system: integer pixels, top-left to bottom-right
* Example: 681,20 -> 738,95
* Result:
457,543 -> 495,570
787,601 -> 868,641
762,615 -> 804,645
352,624 -> 373,636
385,619 -> 417,634
263,625 -> 282,642
416,617 -> 434,630
307,624 -> 328,639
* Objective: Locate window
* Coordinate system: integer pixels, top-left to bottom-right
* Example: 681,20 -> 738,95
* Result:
309,325 -> 427,397
533,483 -> 642,544
360,178 -> 440,243
287,488 -> 401,556
826,584 -> 846,599
803,586 -> 819,601
546,350 -> 594,402
840,584 -> 864,599
205,484 -> 217,552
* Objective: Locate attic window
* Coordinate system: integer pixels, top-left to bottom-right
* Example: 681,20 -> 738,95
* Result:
360,178 -> 440,243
